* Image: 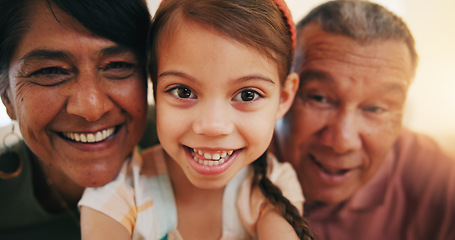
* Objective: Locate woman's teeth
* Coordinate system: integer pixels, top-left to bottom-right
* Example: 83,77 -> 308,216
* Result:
192,148 -> 234,166
63,127 -> 115,143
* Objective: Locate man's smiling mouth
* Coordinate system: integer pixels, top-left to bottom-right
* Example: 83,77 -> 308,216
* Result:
310,154 -> 351,175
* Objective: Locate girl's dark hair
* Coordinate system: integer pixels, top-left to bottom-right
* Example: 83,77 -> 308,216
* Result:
0,0 -> 151,95
148,0 -> 313,239
252,153 -> 314,240
148,0 -> 293,99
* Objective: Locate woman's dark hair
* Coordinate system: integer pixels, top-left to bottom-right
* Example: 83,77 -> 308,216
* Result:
0,0 -> 151,95
148,0 -> 314,239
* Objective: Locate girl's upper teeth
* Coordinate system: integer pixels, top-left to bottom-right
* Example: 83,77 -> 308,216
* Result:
193,148 -> 234,161
63,127 -> 115,143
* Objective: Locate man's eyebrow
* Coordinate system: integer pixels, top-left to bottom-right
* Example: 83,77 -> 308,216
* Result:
299,70 -> 333,85
300,69 -> 407,96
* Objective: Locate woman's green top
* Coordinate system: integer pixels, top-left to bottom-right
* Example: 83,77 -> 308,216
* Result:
0,105 -> 159,239
0,140 -> 81,240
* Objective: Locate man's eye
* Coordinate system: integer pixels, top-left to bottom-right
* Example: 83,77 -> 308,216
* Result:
233,89 -> 262,102
364,106 -> 385,114
310,94 -> 328,103
167,86 -> 196,99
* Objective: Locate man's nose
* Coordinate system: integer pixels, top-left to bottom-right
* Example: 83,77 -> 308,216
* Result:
320,110 -> 362,154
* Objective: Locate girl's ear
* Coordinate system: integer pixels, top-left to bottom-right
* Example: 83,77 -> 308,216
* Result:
1,90 -> 17,120
275,72 -> 299,120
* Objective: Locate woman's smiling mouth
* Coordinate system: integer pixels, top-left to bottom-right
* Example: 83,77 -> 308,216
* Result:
61,127 -> 117,143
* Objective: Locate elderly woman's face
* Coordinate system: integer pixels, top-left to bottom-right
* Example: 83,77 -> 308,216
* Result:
2,1 -> 147,187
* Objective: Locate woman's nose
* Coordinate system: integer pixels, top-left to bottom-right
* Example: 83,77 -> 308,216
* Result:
66,74 -> 114,121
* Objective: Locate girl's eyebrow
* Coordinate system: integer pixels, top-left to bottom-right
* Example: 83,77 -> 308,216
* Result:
159,71 -> 276,85
158,71 -> 191,79
235,75 -> 276,85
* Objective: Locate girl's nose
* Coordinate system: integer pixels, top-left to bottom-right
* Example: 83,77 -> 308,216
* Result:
192,100 -> 234,137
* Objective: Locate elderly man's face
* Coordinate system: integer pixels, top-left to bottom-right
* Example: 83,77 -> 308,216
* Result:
274,23 -> 413,204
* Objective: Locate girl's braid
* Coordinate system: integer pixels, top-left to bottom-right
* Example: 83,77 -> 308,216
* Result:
252,153 -> 315,240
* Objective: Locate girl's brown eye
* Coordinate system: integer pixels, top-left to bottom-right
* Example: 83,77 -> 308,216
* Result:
166,85 -> 196,99
233,89 -> 262,102
177,87 -> 192,98
241,90 -> 256,101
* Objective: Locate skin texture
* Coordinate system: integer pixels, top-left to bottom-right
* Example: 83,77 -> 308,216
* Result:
1,0 -> 147,192
273,23 -> 414,204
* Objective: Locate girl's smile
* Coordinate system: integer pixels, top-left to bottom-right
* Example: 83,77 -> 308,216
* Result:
190,147 -> 235,166
185,146 -> 239,175
155,16 -> 297,190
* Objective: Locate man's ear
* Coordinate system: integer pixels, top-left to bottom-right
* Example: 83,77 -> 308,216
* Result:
1,89 -> 17,120
276,72 -> 299,120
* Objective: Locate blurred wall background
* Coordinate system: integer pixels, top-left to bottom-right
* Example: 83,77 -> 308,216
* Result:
1,0 -> 453,154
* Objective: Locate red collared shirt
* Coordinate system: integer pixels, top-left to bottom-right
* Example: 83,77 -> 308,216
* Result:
305,128 -> 455,240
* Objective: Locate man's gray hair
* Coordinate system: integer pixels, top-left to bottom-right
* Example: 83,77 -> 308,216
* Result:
294,0 -> 418,75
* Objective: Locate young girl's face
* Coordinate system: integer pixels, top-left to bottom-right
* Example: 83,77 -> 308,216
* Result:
155,19 -> 297,189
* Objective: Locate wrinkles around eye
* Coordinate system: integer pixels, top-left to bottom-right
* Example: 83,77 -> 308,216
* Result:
100,62 -> 138,80
24,67 -> 73,87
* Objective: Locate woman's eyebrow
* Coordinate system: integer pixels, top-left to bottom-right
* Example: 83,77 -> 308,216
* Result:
99,45 -> 134,56
20,49 -> 72,63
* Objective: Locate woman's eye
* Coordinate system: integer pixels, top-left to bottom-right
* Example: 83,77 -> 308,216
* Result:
233,89 -> 262,102
32,67 -> 69,76
167,86 -> 196,99
27,67 -> 72,86
101,61 -> 137,79
102,62 -> 132,70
